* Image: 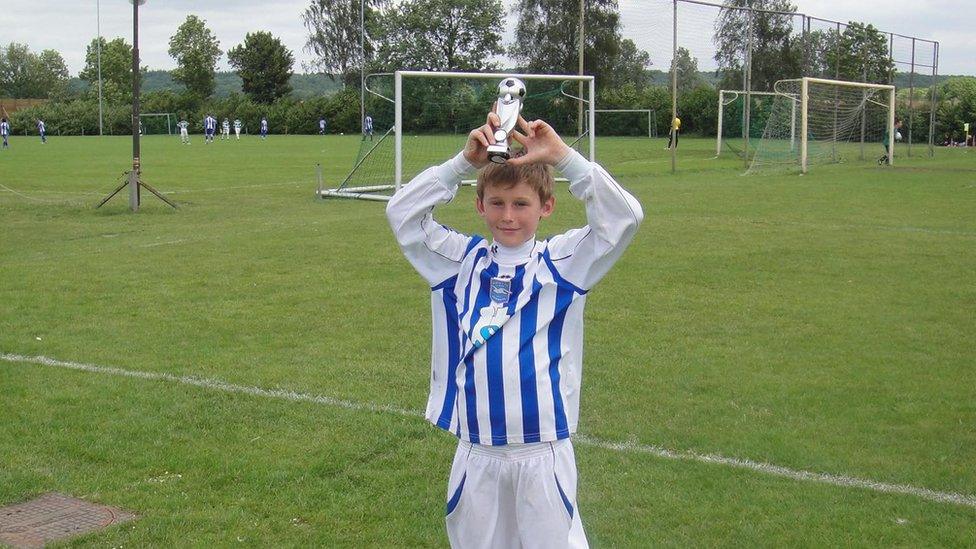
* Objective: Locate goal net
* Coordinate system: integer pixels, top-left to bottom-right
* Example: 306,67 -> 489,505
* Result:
319,71 -> 595,202
139,113 -> 174,135
748,78 -> 895,174
716,91 -> 791,159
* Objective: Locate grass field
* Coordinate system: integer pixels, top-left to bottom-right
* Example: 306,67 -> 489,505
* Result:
1,132 -> 974,546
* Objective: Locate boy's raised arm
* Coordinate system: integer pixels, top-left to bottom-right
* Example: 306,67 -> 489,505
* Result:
510,117 -> 643,290
385,113 -> 501,286
385,153 -> 477,286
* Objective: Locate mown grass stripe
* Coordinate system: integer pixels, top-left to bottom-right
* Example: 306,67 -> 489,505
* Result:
4,351 -> 974,510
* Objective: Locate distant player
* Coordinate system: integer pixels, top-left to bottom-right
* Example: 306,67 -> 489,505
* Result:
179,118 -> 190,144
666,114 -> 680,150
222,118 -> 230,140
363,114 -> 373,141
204,114 -> 216,144
260,117 -> 268,139
37,119 -> 47,143
1,117 -> 10,149
319,117 -> 327,135
233,118 -> 242,139
879,118 -> 902,165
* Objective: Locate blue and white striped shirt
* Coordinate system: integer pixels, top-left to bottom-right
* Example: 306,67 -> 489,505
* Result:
205,116 -> 216,131
387,150 -> 643,445
364,115 -> 373,132
0,121 -> 9,136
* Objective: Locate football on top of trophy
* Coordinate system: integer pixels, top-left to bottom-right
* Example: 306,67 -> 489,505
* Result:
498,78 -> 527,102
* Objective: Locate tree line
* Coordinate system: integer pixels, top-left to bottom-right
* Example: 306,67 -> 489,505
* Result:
0,0 -> 971,140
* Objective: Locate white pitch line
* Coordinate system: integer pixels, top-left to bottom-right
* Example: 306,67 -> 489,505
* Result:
3,352 -> 975,510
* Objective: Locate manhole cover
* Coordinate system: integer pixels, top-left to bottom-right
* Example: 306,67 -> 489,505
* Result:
0,492 -> 136,548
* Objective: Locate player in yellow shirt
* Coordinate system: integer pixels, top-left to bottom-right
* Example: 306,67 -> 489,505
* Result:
667,115 -> 681,150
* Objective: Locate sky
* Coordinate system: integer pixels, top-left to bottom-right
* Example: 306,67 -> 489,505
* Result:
0,0 -> 970,79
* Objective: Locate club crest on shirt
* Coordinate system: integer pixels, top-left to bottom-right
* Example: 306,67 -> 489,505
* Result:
489,276 -> 511,305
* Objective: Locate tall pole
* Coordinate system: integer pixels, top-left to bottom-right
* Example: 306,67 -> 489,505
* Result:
360,0 -> 365,135
908,38 -> 916,157
96,0 -> 104,136
577,0 -> 584,139
928,42 -> 938,157
130,0 -> 141,211
744,3 -> 753,170
670,0 -> 677,174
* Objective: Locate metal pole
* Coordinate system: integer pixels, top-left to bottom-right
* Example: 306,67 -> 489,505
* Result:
578,0 -> 584,139
887,86 -> 896,166
908,38 -> 915,157
588,77 -> 596,161
97,0 -> 104,136
744,3 -> 753,170
832,21 -> 840,162
801,77 -> 809,173
130,0 -> 141,212
670,0 -> 677,174
360,0 -> 365,136
394,71 -> 402,191
716,91 -> 724,156
928,42 -> 938,157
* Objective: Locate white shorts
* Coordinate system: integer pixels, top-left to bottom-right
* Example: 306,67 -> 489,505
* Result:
445,438 -> 588,549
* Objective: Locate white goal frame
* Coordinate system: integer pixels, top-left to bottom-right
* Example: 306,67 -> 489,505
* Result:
797,77 -> 896,173
716,90 -> 794,157
139,112 -> 175,135
594,109 -> 656,138
319,70 -> 596,201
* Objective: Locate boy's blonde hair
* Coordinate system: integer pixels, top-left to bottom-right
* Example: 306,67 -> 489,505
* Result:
476,161 -> 554,203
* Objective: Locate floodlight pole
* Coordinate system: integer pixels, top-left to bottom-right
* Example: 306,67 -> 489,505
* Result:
97,0 -> 176,212
96,0 -> 104,136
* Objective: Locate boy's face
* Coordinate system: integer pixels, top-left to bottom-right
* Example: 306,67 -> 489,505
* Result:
476,180 -> 554,247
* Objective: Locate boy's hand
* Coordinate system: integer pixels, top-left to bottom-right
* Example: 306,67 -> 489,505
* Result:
463,112 -> 501,169
508,117 -> 571,167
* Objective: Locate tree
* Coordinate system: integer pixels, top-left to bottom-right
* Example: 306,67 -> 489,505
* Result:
374,0 -> 502,72
670,47 -> 702,95
714,0 -> 801,91
80,37 -> 142,103
302,0 -> 384,86
227,32 -> 294,104
510,0 -> 650,90
0,43 -> 69,99
826,22 -> 894,84
168,15 -> 222,97
936,77 -> 976,141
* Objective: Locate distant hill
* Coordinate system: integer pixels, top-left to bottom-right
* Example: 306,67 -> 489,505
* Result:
69,71 -> 345,99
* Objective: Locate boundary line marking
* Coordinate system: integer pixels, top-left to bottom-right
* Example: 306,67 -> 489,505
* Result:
3,352 -> 975,510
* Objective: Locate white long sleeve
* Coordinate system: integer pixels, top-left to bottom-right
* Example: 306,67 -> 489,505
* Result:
386,152 -> 479,286
547,149 -> 644,290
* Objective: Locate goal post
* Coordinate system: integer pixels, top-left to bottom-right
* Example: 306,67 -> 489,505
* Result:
319,70 -> 596,202
748,77 -> 895,174
716,90 -> 794,157
139,112 -> 174,135
593,109 -> 657,138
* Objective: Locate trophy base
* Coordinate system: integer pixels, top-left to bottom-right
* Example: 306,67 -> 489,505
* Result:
487,144 -> 509,164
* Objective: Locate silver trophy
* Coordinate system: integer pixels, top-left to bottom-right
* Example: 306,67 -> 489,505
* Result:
486,77 -> 526,164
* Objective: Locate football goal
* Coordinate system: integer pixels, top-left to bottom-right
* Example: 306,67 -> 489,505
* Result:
716,90 -> 793,158
593,109 -> 657,138
318,71 -> 596,202
139,112 -> 175,135
748,77 -> 895,174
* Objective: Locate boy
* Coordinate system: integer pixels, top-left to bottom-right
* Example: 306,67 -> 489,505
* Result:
319,116 -> 327,135
386,113 -> 643,548
363,113 -> 373,141
666,114 -> 680,150
260,116 -> 268,139
1,117 -> 10,149
222,118 -> 231,140
204,113 -> 216,144
879,118 -> 903,165
37,119 -> 47,143
179,117 -> 190,144
233,118 -> 242,140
